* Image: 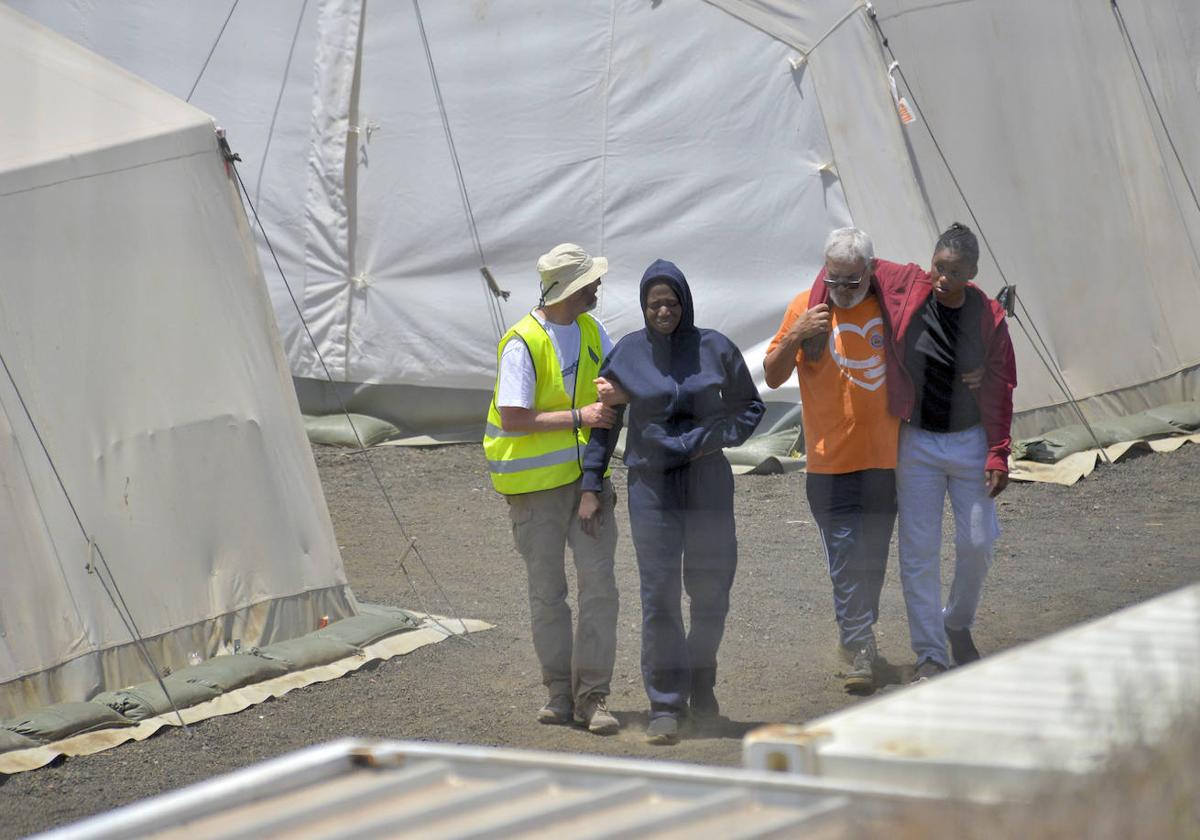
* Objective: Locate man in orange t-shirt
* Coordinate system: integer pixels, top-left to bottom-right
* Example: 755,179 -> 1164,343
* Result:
764,227 -> 899,694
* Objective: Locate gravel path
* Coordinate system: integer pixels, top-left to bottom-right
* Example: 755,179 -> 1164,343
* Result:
3,442 -> 1198,837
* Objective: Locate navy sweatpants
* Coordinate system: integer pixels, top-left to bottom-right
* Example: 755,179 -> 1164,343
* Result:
628,453 -> 738,719
805,469 -> 897,648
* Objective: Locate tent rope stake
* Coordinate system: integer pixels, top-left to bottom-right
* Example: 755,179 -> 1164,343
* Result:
0,349 -> 188,731
219,132 -> 473,644
863,3 -> 1113,465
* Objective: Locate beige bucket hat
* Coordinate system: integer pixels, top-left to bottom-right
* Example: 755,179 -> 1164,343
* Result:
536,243 -> 608,306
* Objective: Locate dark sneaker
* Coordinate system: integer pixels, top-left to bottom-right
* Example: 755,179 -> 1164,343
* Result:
645,714 -> 680,746
945,624 -> 981,666
843,641 -> 876,695
912,659 -> 947,683
689,687 -> 721,723
536,694 -> 573,725
573,694 -> 619,735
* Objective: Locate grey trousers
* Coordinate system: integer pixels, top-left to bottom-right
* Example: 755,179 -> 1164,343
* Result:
507,477 -> 619,704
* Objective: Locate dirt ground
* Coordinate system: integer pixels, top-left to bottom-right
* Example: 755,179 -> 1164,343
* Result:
3,441 -> 1200,837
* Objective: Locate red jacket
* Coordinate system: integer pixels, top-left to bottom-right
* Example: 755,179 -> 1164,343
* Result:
808,259 -> 1017,473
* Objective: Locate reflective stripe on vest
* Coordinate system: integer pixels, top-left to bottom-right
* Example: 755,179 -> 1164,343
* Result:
482,312 -> 604,495
486,446 -> 579,474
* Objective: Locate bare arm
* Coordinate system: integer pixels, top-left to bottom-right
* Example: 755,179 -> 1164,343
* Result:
763,303 -> 831,389
499,402 -> 615,433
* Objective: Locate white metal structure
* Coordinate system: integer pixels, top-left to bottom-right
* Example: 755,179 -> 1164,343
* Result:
32,738 -> 922,839
10,0 -> 1200,440
744,582 -> 1200,800
0,6 -> 354,718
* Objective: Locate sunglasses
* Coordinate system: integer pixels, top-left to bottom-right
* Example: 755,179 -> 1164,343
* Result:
823,272 -> 864,289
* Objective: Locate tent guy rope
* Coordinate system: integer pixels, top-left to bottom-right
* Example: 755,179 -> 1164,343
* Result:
1110,0 -> 1200,254
411,0 -> 509,342
0,349 -> 188,731
219,130 -> 473,645
863,2 -> 1113,465
186,0 -> 240,103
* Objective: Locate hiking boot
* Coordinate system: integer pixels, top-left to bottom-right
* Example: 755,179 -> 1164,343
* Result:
945,624 -> 981,666
573,694 -> 619,735
536,694 -> 573,725
645,714 -> 680,746
843,641 -> 876,695
912,659 -> 947,683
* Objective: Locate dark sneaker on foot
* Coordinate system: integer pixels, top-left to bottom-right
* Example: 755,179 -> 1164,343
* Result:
945,624 -> 981,666
645,714 -> 680,745
689,688 -> 721,723
536,694 -> 573,725
843,641 -> 876,695
573,694 -> 619,735
912,659 -> 947,683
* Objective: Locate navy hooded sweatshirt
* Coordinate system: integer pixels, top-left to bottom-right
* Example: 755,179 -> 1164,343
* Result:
581,260 -> 764,491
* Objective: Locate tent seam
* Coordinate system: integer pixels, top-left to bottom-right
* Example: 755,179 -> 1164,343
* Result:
597,0 -> 617,255
0,146 -> 216,200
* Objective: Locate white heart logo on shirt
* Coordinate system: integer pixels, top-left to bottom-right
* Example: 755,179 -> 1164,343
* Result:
830,318 -> 886,391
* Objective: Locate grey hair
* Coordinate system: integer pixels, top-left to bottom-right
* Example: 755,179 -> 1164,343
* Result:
824,227 -> 874,265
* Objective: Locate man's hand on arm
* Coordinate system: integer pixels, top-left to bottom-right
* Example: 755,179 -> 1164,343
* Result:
579,401 -> 616,429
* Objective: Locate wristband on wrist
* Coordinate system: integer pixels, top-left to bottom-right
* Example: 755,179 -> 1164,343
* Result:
571,408 -> 581,430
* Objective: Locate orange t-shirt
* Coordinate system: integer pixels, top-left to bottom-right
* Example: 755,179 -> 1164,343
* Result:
768,290 -> 899,474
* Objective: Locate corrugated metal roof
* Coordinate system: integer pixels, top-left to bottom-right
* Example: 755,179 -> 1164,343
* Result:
37,739 -> 917,839
745,582 -> 1200,799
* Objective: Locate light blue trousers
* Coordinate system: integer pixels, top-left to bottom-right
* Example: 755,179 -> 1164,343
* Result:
896,423 -> 1001,668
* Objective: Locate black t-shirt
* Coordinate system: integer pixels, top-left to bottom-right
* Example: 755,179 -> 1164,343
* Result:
905,292 -> 986,432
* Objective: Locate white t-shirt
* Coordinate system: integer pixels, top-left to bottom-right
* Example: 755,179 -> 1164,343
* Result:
496,313 -> 614,409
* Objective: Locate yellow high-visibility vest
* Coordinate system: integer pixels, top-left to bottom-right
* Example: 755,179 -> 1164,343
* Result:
483,312 -> 604,495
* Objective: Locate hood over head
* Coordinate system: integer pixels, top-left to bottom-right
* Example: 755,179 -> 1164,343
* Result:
639,259 -> 695,334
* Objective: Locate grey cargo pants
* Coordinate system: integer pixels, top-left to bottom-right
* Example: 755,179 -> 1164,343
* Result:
507,477 -> 619,704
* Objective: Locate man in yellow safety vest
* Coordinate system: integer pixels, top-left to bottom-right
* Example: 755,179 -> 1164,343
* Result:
483,243 -> 620,735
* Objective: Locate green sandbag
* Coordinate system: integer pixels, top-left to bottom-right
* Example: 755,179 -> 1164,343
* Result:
725,428 -> 806,475
315,613 -> 420,649
1018,413 -> 1179,463
1144,401 -> 1200,433
0,728 -> 44,752
94,676 -> 221,721
179,653 -> 290,692
253,636 -> 359,670
2,701 -> 133,742
304,413 -> 400,448
95,654 -> 290,721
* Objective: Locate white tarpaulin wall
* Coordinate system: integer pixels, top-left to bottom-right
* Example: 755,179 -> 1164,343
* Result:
0,7 -> 354,718
9,0 -> 1200,441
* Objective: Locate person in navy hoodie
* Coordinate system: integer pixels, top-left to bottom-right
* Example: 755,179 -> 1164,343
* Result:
579,259 -> 764,745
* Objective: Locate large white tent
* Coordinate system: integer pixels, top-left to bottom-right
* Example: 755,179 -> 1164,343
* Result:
0,6 -> 354,718
8,0 -> 1200,442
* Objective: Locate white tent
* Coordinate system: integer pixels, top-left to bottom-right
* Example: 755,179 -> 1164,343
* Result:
0,6 -> 354,718
7,0 -> 1200,442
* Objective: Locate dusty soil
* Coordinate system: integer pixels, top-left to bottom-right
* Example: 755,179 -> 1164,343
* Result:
3,442 -> 1199,837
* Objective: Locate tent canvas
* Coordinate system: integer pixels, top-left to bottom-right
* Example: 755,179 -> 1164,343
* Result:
0,6 -> 355,718
7,0 -> 1200,443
